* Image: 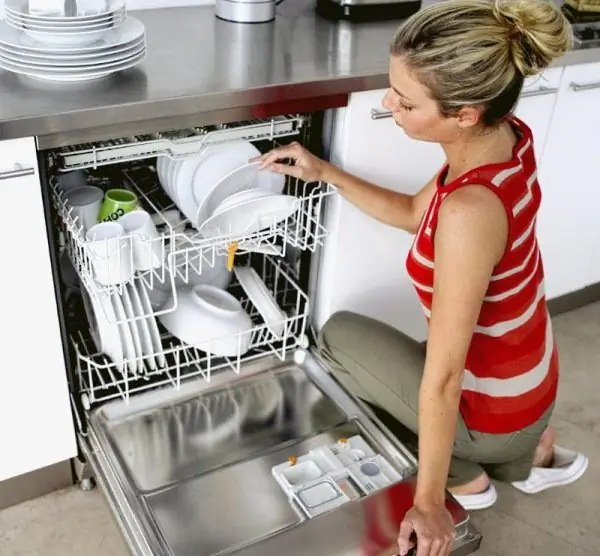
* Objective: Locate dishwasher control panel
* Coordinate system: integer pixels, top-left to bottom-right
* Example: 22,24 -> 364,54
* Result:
272,434 -> 404,518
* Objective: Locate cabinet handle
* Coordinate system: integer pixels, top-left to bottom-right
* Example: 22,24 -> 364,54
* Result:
371,108 -> 393,120
0,164 -> 35,181
520,86 -> 559,97
570,81 -> 600,92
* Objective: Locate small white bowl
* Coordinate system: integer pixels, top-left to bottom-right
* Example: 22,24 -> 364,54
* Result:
158,285 -> 252,357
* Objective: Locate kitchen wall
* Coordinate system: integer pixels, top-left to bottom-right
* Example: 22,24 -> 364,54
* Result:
0,0 -> 214,11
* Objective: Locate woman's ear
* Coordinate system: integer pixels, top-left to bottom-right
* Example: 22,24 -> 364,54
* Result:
455,105 -> 483,129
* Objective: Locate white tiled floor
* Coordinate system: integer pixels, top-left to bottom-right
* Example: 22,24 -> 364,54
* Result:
1,303 -> 599,556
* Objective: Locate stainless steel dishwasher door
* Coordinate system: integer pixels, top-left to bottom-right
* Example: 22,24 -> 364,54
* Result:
82,353 -> 481,556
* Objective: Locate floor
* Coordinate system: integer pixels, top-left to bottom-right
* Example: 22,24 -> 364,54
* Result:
1,303 -> 599,556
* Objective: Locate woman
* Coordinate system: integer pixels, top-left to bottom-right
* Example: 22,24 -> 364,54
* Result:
258,1 -> 588,555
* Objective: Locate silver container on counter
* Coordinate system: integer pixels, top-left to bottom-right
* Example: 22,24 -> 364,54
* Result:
215,0 -> 277,23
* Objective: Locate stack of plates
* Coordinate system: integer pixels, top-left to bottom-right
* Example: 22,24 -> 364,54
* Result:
82,277 -> 166,375
0,0 -> 146,82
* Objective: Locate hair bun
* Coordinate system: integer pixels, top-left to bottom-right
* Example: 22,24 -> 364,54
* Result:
493,0 -> 573,77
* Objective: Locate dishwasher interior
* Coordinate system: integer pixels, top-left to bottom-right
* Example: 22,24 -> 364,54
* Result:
41,111 -> 482,556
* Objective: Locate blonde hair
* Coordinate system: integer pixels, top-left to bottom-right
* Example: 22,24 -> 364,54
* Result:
390,0 -> 573,125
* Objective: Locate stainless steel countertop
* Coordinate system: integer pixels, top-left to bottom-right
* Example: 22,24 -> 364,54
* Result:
0,3 -> 598,144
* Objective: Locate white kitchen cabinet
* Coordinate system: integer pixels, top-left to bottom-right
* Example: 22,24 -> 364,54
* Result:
0,137 -> 76,482
536,62 -> 600,299
314,89 -> 445,342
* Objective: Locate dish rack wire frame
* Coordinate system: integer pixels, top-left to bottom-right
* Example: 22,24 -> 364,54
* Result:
51,169 -> 334,325
73,253 -> 311,407
54,114 -> 307,171
49,115 -> 336,326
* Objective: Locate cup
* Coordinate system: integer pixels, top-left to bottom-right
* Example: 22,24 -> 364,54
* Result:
85,222 -> 134,286
97,189 -> 139,223
64,186 -> 104,233
57,170 -> 87,193
119,210 -> 163,271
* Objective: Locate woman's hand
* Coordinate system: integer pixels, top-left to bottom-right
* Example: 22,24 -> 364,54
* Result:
255,141 -> 330,183
397,503 -> 456,556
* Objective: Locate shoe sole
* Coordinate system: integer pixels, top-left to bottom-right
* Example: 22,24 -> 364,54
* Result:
512,454 -> 589,494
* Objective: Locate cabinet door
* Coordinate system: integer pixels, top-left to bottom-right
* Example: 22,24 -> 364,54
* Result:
0,137 -> 76,482
515,68 -> 563,163
536,62 -> 600,298
313,89 -> 445,342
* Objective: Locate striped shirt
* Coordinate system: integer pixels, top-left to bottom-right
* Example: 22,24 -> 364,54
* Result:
405,116 -> 558,434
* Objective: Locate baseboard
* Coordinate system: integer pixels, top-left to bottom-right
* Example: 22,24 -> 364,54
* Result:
0,461 -> 74,511
547,282 -> 600,317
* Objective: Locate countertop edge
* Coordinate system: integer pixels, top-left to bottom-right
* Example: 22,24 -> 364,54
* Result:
0,7 -> 596,146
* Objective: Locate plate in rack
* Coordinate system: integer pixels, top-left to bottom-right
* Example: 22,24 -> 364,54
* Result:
121,285 -> 145,375
136,279 -> 167,368
127,282 -> 157,371
111,288 -> 138,375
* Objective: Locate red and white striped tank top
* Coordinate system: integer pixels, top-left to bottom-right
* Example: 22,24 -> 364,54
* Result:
405,116 -> 558,435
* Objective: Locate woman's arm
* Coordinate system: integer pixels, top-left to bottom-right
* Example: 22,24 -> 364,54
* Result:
415,184 -> 509,507
321,164 -> 438,234
257,142 -> 439,234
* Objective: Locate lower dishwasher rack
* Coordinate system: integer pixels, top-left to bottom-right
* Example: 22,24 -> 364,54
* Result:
80,350 -> 482,556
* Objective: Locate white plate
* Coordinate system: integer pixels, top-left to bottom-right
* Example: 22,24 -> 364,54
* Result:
6,6 -> 125,25
0,35 -> 144,60
121,285 -> 145,375
165,157 -> 179,200
173,154 -> 207,223
23,26 -> 113,48
111,290 -> 138,375
6,17 -> 115,35
199,193 -> 299,239
157,155 -> 168,193
5,10 -> 124,31
0,49 -> 144,81
7,0 -> 125,19
137,279 -> 167,368
128,282 -> 157,371
214,188 -> 275,215
82,287 -> 125,372
196,161 -> 285,230
233,266 -> 287,339
0,47 -> 144,71
0,40 -> 144,67
0,17 -> 144,53
191,142 -> 262,216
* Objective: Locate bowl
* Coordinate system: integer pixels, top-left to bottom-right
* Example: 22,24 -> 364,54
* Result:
158,284 -> 252,357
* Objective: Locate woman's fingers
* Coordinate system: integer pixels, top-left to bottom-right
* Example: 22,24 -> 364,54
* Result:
256,144 -> 300,168
265,162 -> 304,179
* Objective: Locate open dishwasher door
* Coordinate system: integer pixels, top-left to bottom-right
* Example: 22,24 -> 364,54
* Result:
80,351 -> 482,556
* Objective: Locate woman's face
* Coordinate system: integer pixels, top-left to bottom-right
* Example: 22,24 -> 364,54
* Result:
382,55 -> 463,144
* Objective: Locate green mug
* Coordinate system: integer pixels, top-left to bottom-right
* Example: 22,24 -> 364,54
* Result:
97,189 -> 139,223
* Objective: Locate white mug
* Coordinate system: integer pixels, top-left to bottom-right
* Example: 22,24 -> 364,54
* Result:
85,222 -> 134,286
64,186 -> 103,233
119,210 -> 163,271
57,170 -> 87,193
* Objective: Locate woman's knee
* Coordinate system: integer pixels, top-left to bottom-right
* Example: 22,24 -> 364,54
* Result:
320,311 -> 364,349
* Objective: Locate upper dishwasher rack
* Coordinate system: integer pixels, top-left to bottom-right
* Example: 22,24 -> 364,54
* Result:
54,115 -> 306,170
50,113 -> 336,323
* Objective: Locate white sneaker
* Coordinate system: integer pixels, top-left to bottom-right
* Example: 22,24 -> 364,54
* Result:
511,445 -> 589,494
452,484 -> 498,511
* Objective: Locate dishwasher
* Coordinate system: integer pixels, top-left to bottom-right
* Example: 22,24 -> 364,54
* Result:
38,108 -> 482,556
